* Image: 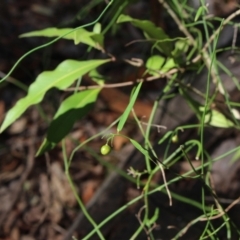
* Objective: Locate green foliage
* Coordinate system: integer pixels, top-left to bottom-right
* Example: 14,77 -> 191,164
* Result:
146,55 -> 165,75
0,59 -> 109,133
117,14 -> 173,55
129,138 -> 149,157
200,107 -> 235,128
2,0 -> 240,239
37,89 -> 101,155
146,208 -> 159,228
117,81 -> 143,132
20,27 -> 104,50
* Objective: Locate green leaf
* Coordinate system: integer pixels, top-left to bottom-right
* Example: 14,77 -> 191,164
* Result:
20,28 -> 73,39
161,58 -> 176,72
146,55 -> 165,76
171,39 -> 189,65
194,6 -> 208,22
146,56 -> 176,76
129,138 -> 149,157
0,59 -> 109,133
36,89 -> 100,155
74,29 -> 104,50
117,81 -> 143,132
20,27 -> 104,50
93,23 -> 102,34
117,14 -> 173,55
172,39 -> 189,56
146,208 -> 159,227
199,107 -> 235,128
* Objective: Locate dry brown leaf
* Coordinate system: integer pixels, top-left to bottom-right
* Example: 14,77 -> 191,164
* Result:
49,198 -> 62,223
49,162 -> 76,223
24,205 -> 44,224
100,88 -> 152,119
81,180 -> 101,205
113,134 -> 129,151
39,174 -> 50,207
91,111 -> 119,125
8,117 -> 27,134
50,162 -> 76,207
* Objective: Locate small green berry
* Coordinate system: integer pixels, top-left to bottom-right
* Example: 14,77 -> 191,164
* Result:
101,144 -> 111,155
172,135 -> 178,143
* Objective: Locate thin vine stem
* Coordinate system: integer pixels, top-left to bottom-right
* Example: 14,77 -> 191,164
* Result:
62,140 -> 105,240
0,0 -> 114,83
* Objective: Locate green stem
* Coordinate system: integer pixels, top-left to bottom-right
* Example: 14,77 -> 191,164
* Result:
62,140 -> 105,240
83,145 -> 240,239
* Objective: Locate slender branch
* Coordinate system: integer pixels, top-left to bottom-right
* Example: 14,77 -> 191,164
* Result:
158,0 -> 196,46
158,0 -> 224,93
193,9 -> 240,63
199,197 -> 240,221
158,162 -> 172,206
64,68 -> 182,91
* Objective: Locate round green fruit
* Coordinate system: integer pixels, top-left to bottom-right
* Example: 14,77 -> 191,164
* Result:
171,135 -> 178,143
101,144 -> 111,155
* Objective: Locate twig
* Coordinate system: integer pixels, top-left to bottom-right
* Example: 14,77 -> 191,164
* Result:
231,24 -> 239,53
176,196 -> 240,237
124,58 -> 144,67
199,197 -> 240,221
158,162 -> 172,206
125,39 -> 157,47
64,68 -> 182,92
158,0 -> 226,93
158,0 -> 195,46
140,120 -> 167,132
135,206 -> 150,240
193,9 -> 240,63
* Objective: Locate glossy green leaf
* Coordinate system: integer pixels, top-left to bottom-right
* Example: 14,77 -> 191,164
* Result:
146,55 -> 165,76
199,107 -> 235,128
93,23 -> 102,34
117,81 -> 143,132
0,59 -> 109,132
36,89 -> 100,155
117,14 -> 173,55
20,27 -> 104,50
162,58 -> 176,72
173,39 -> 189,55
146,56 -> 176,76
171,39 -> 189,64
74,29 -> 104,50
129,138 -> 149,157
20,28 -> 74,39
194,6 -> 208,22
